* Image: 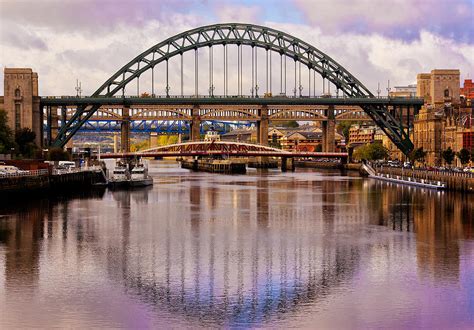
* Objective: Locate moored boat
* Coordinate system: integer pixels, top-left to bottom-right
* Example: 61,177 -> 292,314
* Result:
129,162 -> 153,187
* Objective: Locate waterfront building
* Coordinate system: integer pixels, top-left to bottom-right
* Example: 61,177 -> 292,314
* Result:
348,124 -> 376,145
460,79 -> 474,101
389,84 -> 417,98
413,69 -> 473,166
2,68 -> 42,147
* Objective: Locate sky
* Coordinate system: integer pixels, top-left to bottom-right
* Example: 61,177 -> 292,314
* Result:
0,0 -> 473,96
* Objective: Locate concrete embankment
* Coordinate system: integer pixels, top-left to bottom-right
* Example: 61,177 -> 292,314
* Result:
295,161 -> 362,172
0,170 -> 106,196
375,167 -> 474,193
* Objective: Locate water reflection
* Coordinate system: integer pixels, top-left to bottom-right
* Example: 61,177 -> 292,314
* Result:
0,166 -> 473,327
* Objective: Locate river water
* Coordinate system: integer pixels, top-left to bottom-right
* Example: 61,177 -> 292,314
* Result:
0,161 -> 473,328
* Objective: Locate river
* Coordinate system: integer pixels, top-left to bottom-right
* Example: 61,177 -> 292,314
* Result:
0,161 -> 473,328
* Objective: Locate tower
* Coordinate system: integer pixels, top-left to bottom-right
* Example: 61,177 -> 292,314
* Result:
3,68 -> 42,147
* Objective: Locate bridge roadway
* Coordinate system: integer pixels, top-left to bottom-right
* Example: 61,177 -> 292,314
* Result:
42,95 -> 423,153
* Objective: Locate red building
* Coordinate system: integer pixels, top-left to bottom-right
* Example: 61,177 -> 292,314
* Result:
461,79 -> 474,100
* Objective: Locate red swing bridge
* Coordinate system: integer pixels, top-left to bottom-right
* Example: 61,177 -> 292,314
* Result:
98,140 -> 348,161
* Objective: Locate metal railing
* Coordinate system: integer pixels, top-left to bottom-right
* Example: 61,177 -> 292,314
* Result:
0,169 -> 49,178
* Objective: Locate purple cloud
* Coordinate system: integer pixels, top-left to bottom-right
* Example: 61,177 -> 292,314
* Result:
293,0 -> 474,43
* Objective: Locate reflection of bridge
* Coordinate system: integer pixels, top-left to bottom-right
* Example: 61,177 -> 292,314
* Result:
41,23 -> 423,155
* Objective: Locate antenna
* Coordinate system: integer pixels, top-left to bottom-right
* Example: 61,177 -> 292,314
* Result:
75,79 -> 82,97
386,79 -> 391,97
377,82 -> 381,98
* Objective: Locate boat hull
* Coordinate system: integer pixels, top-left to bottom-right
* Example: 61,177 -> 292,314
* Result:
129,178 -> 153,187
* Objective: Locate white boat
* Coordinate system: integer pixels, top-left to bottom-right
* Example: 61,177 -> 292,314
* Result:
108,162 -> 129,188
129,162 -> 153,187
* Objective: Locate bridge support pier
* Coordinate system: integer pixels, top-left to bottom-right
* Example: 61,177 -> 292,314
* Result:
113,133 -> 119,153
121,105 -> 130,152
322,105 -> 336,152
257,106 -> 269,145
190,105 -> 201,141
281,157 -> 295,172
50,106 -> 59,141
149,132 -> 159,148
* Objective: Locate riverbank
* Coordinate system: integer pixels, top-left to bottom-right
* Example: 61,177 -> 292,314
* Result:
295,160 -> 362,172
374,166 -> 474,193
0,168 -> 107,197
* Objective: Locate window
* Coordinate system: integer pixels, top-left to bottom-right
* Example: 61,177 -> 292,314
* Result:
444,89 -> 449,97
15,88 -> 21,97
15,104 -> 21,131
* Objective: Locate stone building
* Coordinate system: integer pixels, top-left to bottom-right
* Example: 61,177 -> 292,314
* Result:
3,68 -> 42,147
412,69 -> 473,166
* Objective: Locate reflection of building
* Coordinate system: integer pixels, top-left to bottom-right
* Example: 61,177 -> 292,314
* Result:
3,68 -> 42,147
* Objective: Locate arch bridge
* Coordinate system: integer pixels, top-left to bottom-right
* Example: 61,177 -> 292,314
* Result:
40,23 -> 423,155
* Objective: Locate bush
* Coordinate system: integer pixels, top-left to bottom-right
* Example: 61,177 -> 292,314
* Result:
353,142 -> 389,161
47,147 -> 70,161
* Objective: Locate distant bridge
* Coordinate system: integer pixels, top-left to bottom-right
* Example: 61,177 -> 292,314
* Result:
99,140 -> 348,161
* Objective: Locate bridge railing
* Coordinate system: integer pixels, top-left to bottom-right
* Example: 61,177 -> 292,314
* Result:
0,169 -> 49,178
42,94 -> 423,100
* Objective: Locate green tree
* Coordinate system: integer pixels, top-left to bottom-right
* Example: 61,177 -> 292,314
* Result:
442,147 -> 456,166
0,110 -> 16,154
47,147 -> 70,161
408,147 -> 427,165
15,127 -> 37,158
456,148 -> 470,166
279,120 -> 299,128
353,142 -> 389,161
337,121 -> 352,143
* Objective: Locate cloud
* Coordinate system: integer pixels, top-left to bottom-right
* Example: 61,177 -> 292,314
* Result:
0,0 -> 473,97
214,4 -> 262,23
293,0 -> 474,43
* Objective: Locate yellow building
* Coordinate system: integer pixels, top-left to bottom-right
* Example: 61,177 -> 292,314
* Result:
412,69 -> 472,166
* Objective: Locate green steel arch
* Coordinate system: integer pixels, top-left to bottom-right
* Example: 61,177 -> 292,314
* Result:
53,23 -> 413,153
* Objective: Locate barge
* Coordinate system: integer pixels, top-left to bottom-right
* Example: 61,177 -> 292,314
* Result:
181,158 -> 246,174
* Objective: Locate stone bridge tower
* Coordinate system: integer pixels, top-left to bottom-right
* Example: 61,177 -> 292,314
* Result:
3,68 -> 42,147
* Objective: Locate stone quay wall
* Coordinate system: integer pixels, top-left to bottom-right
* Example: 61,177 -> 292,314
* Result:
375,167 -> 474,193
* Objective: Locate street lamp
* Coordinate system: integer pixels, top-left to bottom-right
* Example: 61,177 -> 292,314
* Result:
255,84 -> 259,98
165,85 -> 170,98
209,85 -> 215,97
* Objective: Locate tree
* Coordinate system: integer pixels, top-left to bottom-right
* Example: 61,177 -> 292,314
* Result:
442,147 -> 455,166
47,147 -> 70,161
279,120 -> 299,128
337,121 -> 352,143
456,148 -> 470,166
0,110 -> 16,154
15,127 -> 37,158
353,142 -> 389,161
408,147 -> 427,165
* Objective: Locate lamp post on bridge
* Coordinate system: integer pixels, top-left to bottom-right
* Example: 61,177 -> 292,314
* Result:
255,84 -> 259,98
209,85 -> 215,97
165,85 -> 170,98
299,85 -> 303,97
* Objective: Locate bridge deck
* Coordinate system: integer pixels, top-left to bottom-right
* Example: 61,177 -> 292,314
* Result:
40,96 -> 424,107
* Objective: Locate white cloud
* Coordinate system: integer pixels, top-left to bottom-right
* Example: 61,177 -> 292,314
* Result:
0,3 -> 473,96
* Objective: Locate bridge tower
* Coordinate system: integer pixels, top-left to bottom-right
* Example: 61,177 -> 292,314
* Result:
3,68 -> 42,147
